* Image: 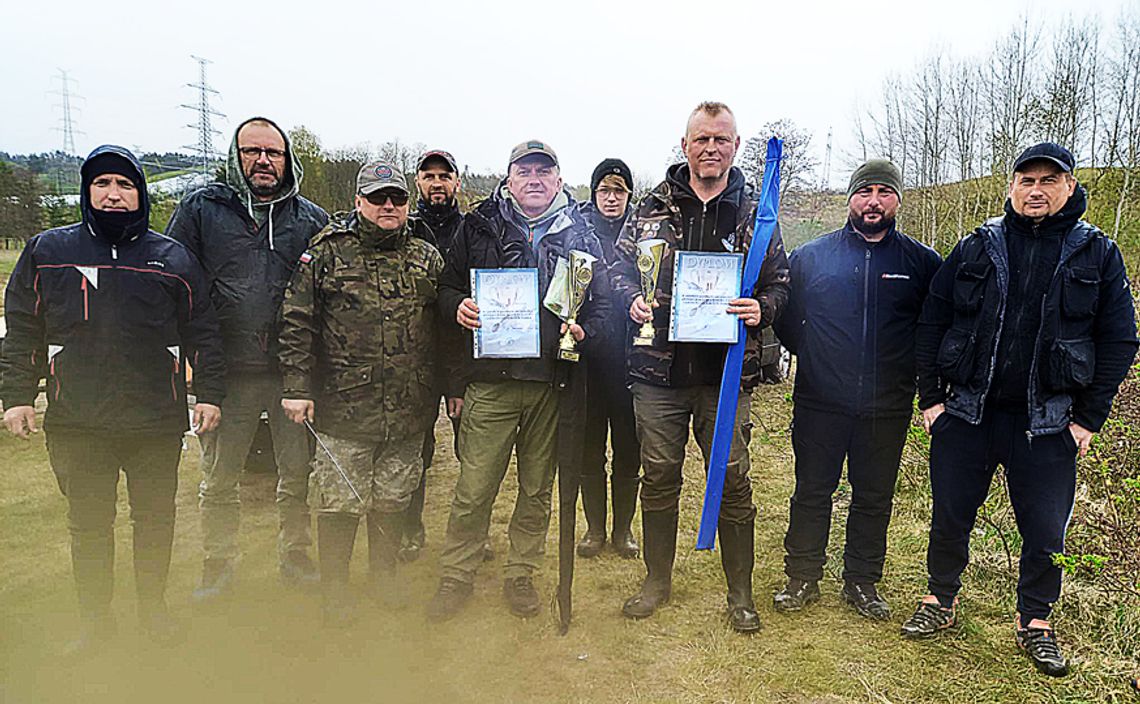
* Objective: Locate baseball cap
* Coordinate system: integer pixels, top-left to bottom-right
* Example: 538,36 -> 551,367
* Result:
1012,143 -> 1075,174
356,160 -> 409,196
416,149 -> 458,173
509,140 -> 559,168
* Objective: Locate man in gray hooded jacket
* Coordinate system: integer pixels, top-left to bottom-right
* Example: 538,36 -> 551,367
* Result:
166,116 -> 329,601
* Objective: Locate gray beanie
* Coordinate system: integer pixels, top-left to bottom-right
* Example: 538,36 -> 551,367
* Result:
847,159 -> 903,202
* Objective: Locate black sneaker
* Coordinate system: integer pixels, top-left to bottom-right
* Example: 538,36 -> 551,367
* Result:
773,578 -> 820,613
280,551 -> 320,590
900,598 -> 957,639
1016,621 -> 1069,677
842,582 -> 891,621
503,576 -> 540,618
425,578 -> 473,623
576,531 -> 606,558
398,534 -> 424,563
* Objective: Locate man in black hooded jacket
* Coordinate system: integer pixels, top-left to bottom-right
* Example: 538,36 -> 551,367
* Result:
902,143 -> 1137,678
575,158 -> 642,559
166,116 -> 329,601
1,145 -> 226,652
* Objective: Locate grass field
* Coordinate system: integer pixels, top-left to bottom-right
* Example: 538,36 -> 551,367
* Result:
0,382 -> 1136,703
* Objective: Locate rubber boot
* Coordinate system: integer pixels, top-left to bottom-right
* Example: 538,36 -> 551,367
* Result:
133,515 -> 182,644
66,525 -> 116,658
622,510 -> 677,619
577,472 -> 607,557
318,513 -> 358,628
367,510 -> 405,610
611,476 -> 640,559
719,518 -> 761,633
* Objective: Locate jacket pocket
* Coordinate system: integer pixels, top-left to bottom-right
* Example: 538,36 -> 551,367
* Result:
936,327 -> 977,385
1045,338 -> 1095,391
952,261 -> 991,314
1061,266 -> 1099,318
327,365 -> 373,393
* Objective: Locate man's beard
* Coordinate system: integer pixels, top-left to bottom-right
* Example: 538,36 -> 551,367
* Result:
421,190 -> 455,209
246,169 -> 281,197
851,211 -> 895,235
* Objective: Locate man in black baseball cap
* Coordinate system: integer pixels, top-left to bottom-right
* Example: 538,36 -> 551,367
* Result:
904,142 -> 1138,678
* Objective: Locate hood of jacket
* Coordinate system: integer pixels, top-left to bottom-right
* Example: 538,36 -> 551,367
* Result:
223,116 -> 304,212
80,144 -> 150,244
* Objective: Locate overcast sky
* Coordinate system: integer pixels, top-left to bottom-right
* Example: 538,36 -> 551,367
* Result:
1,0 -> 1132,187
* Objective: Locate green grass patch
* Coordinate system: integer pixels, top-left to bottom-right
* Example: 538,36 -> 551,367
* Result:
0,387 -> 1135,702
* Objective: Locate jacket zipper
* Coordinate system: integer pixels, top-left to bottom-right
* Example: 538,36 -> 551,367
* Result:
857,247 -> 872,406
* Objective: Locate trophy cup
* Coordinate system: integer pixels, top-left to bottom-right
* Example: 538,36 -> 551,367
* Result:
632,238 -> 667,346
557,250 -> 595,362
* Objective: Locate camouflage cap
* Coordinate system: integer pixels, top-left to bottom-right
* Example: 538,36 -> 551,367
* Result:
417,149 -> 458,173
508,139 -> 559,168
357,161 -> 409,196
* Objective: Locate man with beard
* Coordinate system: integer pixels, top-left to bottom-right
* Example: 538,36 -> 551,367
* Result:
2,146 -> 225,652
428,140 -> 609,621
166,117 -> 329,603
400,149 -> 466,563
575,158 -> 642,559
771,159 -> 941,621
903,143 -> 1137,677
610,102 -> 790,633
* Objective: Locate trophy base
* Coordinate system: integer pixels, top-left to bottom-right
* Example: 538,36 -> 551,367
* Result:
632,337 -> 655,347
558,349 -> 580,362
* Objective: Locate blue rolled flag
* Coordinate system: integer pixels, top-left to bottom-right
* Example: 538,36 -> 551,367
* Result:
695,137 -> 783,550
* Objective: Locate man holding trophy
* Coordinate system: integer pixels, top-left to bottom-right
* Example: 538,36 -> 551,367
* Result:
429,140 -> 609,621
611,102 -> 790,633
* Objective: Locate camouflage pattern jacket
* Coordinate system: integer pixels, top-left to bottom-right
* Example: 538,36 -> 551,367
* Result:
278,212 -> 443,442
610,165 -> 791,390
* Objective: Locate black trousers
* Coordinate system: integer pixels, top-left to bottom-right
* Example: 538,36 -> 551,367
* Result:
926,409 -> 1077,623
784,407 -> 910,584
46,431 -> 182,619
404,396 -> 462,540
581,357 -> 641,488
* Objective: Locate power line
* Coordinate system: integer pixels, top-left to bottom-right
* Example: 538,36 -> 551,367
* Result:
179,55 -> 225,180
48,69 -> 85,193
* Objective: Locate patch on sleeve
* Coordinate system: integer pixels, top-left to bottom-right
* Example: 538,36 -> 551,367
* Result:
299,251 -> 313,265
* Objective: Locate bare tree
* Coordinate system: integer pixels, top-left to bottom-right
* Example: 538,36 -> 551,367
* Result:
984,16 -> 1042,173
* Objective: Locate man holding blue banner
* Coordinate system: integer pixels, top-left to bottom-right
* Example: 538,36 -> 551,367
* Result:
611,102 -> 790,633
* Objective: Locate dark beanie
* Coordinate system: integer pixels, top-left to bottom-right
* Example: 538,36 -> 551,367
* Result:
84,152 -> 145,193
847,159 -> 903,202
590,158 -> 633,198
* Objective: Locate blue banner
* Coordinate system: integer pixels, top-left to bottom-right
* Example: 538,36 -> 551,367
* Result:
695,137 -> 783,550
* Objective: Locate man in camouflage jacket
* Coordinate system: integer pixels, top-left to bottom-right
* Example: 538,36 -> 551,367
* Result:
278,161 -> 443,626
610,102 -> 790,633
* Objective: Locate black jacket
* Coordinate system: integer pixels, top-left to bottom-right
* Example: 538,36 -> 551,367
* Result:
579,200 -> 631,366
774,224 -> 941,417
437,186 -> 610,393
915,189 -> 1138,434
165,183 -> 328,374
1,146 -> 226,434
415,199 -> 464,258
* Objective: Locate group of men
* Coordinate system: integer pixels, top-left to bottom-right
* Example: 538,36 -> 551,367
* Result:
2,100 -> 1135,680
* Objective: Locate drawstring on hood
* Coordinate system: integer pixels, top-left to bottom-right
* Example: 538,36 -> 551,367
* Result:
80,145 -> 150,245
224,116 -> 305,251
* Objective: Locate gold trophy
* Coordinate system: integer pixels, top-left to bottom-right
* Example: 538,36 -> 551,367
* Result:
557,250 -> 595,362
632,238 -> 667,346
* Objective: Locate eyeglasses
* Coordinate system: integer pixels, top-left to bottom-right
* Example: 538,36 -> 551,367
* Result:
238,146 -> 287,160
363,191 -> 409,206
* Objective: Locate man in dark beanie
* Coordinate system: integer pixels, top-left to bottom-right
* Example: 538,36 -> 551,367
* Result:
402,148 -> 467,563
904,143 -> 1137,678
772,158 -> 940,621
166,116 -> 328,603
576,158 -> 642,559
1,145 -> 226,653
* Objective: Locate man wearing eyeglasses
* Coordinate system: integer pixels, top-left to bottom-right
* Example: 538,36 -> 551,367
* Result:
428,140 -> 609,621
166,116 -> 329,604
278,161 -> 443,626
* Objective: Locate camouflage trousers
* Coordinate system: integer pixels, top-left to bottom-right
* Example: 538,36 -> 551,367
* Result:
198,372 -> 314,562
313,431 -> 424,516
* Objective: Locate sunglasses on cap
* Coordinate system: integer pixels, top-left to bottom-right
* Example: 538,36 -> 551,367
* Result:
363,190 -> 409,206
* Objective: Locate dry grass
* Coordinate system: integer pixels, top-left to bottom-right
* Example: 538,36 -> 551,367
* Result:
0,383 -> 1135,703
